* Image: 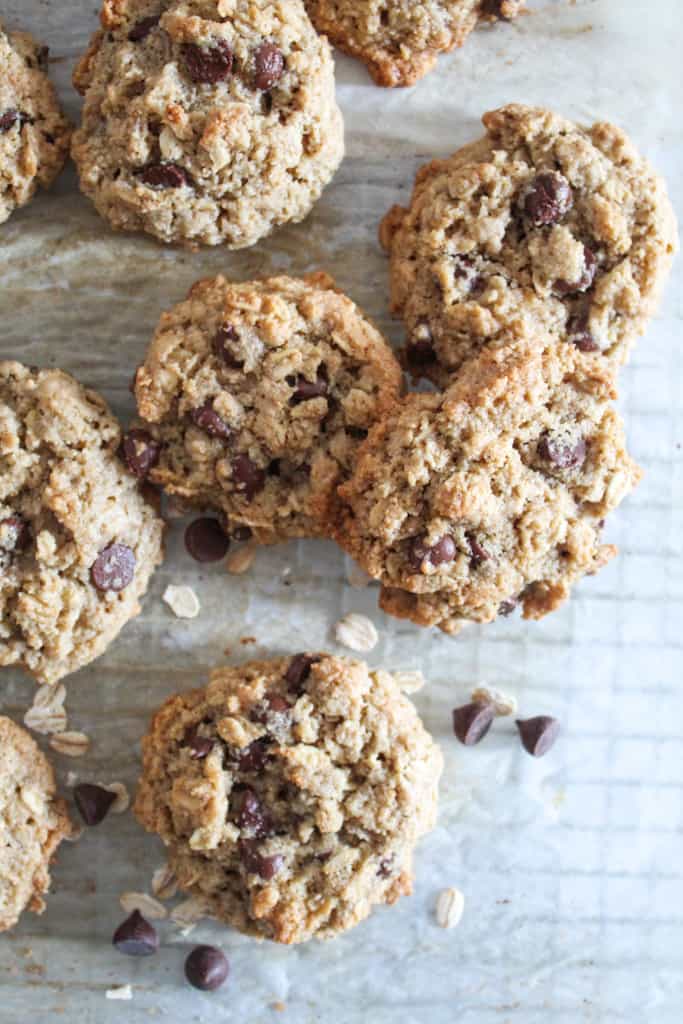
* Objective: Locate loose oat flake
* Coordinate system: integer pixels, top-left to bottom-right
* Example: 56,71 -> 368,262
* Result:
120,892 -> 168,920
151,863 -> 178,901
24,683 -> 67,735
392,669 -> 425,694
471,684 -> 518,717
105,984 -> 133,1001
334,612 -> 378,652
436,887 -> 465,929
163,584 -> 201,619
98,781 -> 130,814
49,731 -> 91,757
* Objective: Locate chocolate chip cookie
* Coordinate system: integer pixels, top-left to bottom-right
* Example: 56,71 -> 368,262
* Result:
133,273 -> 403,543
71,0 -> 344,247
134,653 -> 442,943
0,716 -> 72,932
0,363 -> 164,685
335,338 -> 641,635
0,20 -> 71,225
305,0 -> 523,87
382,104 -> 678,385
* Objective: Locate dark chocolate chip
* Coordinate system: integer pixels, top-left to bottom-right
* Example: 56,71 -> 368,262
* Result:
250,692 -> 292,724
128,16 -> 160,42
567,311 -> 599,352
254,43 -> 285,90
538,433 -> 587,470
139,162 -> 189,189
185,728 -> 215,759
452,702 -> 496,746
190,402 -> 231,439
91,543 -> 136,592
285,653 -> 320,692
0,110 -> 20,133
182,40 -> 233,84
467,533 -> 490,566
406,322 -> 436,365
239,839 -> 284,880
112,910 -> 159,956
122,429 -> 161,480
555,246 -> 597,295
184,518 -> 230,563
0,516 -> 30,552
290,369 -> 328,405
498,597 -> 518,617
408,534 -> 456,571
523,172 -> 573,226
213,324 -> 243,367
232,454 -> 266,500
185,945 -> 230,991
238,737 -> 271,772
237,788 -> 272,838
73,783 -> 117,826
377,854 -> 395,879
516,715 -> 560,757
231,525 -> 253,542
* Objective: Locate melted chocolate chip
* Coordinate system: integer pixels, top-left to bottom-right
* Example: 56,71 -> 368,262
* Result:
523,172 -> 573,226
538,433 -> 587,470
182,40 -> 233,84
128,16 -> 160,42
213,324 -> 243,367
113,911 -> 159,956
516,715 -> 560,757
237,788 -> 272,838
567,310 -> 599,352
285,653 -> 320,693
139,162 -> 189,189
290,369 -> 328,404
238,839 -> 284,880
232,454 -> 266,500
184,518 -> 230,563
185,945 -> 230,991
555,246 -> 597,295
254,43 -> 285,91
190,402 -> 231,439
250,692 -> 291,725
467,533 -> 490,566
238,738 -> 271,772
408,534 -> 456,571
91,543 -> 136,592
122,429 -> 161,479
0,110 -> 21,133
498,597 -> 518,617
185,728 -> 215,760
73,783 -> 117,826
452,702 -> 495,746
377,854 -> 395,878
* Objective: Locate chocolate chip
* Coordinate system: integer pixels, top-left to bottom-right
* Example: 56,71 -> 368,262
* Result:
567,311 -> 598,352
250,692 -> 292,725
406,323 -> 436,366
467,533 -> 490,566
91,543 -> 136,592
408,534 -> 456,571
523,172 -> 573,226
185,945 -> 230,992
0,516 -> 30,552
538,433 -> 587,470
290,369 -> 328,405
516,715 -> 560,757
232,454 -> 266,500
285,653 -> 320,692
182,41 -> 233,84
239,839 -> 284,880
213,324 -> 243,368
139,162 -> 189,189
481,0 -> 511,15
73,783 -> 117,826
184,518 -> 230,563
0,110 -> 20,133
232,525 -> 253,542
122,429 -> 161,480
555,246 -> 597,295
238,738 -> 271,772
237,788 -> 272,838
377,854 -> 395,879
498,597 -> 518,617
254,43 -> 285,90
128,16 -> 160,42
190,402 -> 231,439
185,728 -> 215,759
112,911 -> 159,956
452,702 -> 496,746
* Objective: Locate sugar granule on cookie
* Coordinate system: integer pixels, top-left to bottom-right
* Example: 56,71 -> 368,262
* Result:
134,653 -> 442,944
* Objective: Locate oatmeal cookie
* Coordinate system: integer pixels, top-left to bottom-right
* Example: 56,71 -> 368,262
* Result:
305,0 -> 523,87
0,363 -> 164,685
0,20 -> 71,225
133,272 -> 402,543
71,0 -> 344,247
335,338 -> 641,634
382,104 -> 678,385
0,716 -> 72,932
134,653 -> 442,943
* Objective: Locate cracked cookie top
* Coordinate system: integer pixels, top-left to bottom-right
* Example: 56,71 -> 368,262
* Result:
335,338 -> 641,634
0,362 -> 164,685
0,21 -> 71,225
72,0 -> 344,247
133,273 -> 403,543
382,104 -> 678,384
134,653 -> 442,943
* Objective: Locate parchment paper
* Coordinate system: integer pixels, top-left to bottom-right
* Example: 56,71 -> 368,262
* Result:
0,1 -> 681,1021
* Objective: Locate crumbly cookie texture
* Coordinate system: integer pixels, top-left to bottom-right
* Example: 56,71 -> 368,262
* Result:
134,273 -> 403,543
0,21 -> 71,225
0,362 -> 164,685
305,0 -> 523,87
135,654 -> 442,943
0,716 -> 72,932
335,339 -> 642,635
71,0 -> 344,248
382,104 -> 678,385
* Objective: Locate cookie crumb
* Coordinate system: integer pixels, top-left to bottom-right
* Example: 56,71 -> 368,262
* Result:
226,541 -> 257,575
435,887 -> 465,929
106,985 -> 133,1001
334,612 -> 378,652
163,584 -> 200,619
